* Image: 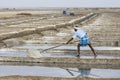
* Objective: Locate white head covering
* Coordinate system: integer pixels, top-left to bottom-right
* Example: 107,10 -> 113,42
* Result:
74,26 -> 80,29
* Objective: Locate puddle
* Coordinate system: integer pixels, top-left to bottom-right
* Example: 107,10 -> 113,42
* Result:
0,51 -> 28,57
0,65 -> 119,78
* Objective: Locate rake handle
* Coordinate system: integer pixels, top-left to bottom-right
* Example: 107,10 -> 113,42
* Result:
40,40 -> 78,53
40,43 -> 65,53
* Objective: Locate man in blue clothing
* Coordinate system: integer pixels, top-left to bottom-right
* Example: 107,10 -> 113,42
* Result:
66,26 -> 97,57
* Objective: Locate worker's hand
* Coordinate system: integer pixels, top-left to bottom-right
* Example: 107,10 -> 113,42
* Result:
66,42 -> 69,44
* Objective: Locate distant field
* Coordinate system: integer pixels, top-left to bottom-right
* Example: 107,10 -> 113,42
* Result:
0,11 -> 59,18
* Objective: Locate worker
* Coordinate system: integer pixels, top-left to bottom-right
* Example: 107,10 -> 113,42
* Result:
66,26 -> 97,57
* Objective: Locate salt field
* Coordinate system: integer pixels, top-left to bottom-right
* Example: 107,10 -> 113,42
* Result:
0,8 -> 120,80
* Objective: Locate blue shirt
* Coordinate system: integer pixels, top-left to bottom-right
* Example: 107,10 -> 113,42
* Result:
72,29 -> 86,40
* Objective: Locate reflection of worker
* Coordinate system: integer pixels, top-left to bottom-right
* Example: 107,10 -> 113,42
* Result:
66,26 -> 97,57
78,68 -> 91,77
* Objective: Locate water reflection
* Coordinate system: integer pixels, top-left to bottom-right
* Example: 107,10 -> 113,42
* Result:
77,68 -> 91,77
0,65 -> 119,78
63,68 -> 120,78
62,68 -> 91,78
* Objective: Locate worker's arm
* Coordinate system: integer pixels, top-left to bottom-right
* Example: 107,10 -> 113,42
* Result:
66,38 -> 73,44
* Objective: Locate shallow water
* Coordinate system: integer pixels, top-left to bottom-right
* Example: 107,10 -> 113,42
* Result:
42,53 -> 120,59
0,51 -> 28,57
11,45 -> 120,58
0,50 -> 119,59
0,65 -> 119,78
14,45 -> 120,50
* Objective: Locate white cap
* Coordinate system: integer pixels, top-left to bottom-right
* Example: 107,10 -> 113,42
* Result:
74,26 -> 80,29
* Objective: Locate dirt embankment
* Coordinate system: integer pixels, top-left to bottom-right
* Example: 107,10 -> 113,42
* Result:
0,76 -> 119,80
